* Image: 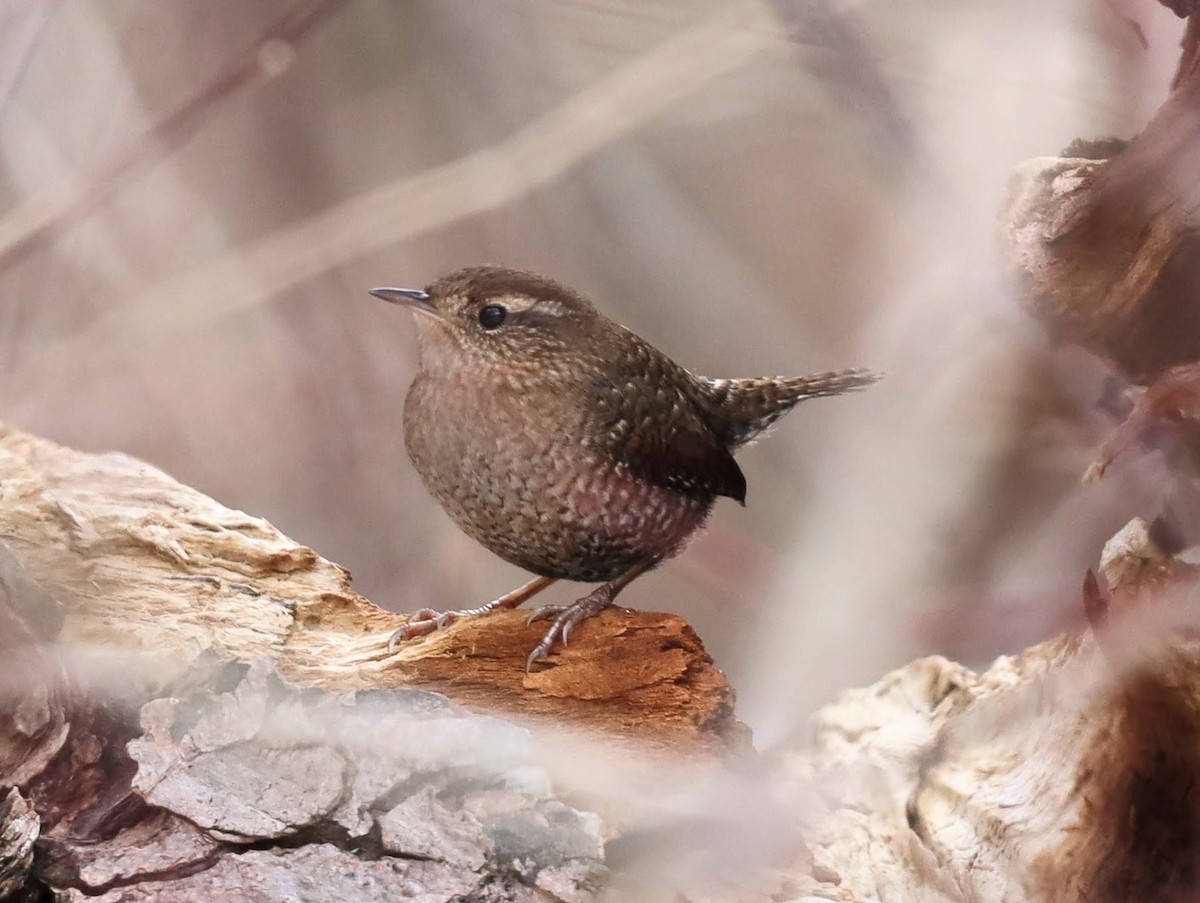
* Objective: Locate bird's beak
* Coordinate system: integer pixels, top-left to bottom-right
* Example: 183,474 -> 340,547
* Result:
369,287 -> 442,319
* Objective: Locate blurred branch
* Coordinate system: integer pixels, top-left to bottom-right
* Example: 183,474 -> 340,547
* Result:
1173,13 -> 1200,90
1001,35 -> 1200,382
0,0 -> 51,30
1159,0 -> 1200,18
1102,0 -> 1150,51
765,0 -> 923,173
1083,362 -> 1200,483
0,0 -> 356,273
5,3 -> 775,407
0,0 -> 59,114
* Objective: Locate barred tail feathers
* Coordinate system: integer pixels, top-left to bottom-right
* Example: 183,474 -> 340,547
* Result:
702,368 -> 879,448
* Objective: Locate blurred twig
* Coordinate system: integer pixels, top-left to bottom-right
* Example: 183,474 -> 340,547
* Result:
1159,0 -> 1200,17
766,0 -> 924,174
0,0 -> 49,29
1172,13 -> 1200,90
7,3 -> 775,407
0,0 -> 59,114
0,0 -> 356,273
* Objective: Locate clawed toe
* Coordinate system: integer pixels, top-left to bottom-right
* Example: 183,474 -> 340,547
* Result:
524,609 -> 586,671
387,624 -> 413,654
385,609 -> 463,653
525,637 -> 556,672
384,572 -> 637,669
385,576 -> 565,658
387,620 -> 429,653
525,604 -> 567,625
524,591 -> 615,671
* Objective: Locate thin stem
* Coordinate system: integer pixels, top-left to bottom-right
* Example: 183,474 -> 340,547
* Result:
0,0 -> 357,274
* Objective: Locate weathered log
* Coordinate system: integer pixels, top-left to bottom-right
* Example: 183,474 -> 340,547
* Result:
0,423 -> 747,757
0,422 -> 744,901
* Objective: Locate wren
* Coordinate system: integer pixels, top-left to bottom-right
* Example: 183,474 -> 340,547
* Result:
371,266 -> 877,669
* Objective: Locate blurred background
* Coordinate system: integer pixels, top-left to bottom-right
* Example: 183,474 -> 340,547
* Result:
0,0 -> 1186,741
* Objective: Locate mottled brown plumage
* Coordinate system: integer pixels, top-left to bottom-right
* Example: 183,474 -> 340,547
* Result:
372,266 -> 877,668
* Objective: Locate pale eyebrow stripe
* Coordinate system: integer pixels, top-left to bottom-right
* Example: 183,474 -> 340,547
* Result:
491,294 -> 566,317
489,293 -> 538,313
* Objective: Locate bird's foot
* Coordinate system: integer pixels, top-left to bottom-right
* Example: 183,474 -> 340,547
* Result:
525,585 -> 616,671
385,576 -> 560,654
386,601 -> 505,652
387,607 -> 464,652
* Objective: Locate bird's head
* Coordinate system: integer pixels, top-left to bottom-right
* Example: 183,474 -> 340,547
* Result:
371,266 -> 606,374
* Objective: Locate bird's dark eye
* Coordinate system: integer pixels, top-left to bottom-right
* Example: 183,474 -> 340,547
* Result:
478,304 -> 507,329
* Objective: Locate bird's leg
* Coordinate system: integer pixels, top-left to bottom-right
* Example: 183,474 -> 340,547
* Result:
525,560 -> 657,670
387,575 -> 557,653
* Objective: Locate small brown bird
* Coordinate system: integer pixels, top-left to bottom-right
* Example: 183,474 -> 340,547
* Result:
372,266 -> 877,669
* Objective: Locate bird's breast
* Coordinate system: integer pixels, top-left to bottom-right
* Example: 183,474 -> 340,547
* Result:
402,369 -> 711,581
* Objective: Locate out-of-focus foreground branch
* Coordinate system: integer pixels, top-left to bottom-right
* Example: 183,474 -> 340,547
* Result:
1003,2 -> 1200,383
1003,1 -> 1200,542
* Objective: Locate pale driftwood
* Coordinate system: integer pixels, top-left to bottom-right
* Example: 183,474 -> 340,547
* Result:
0,421 -> 744,901
775,517 -> 1200,903
0,424 -> 746,756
